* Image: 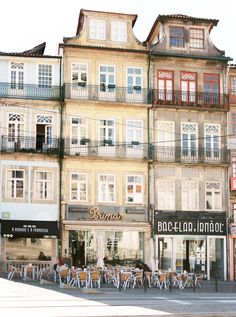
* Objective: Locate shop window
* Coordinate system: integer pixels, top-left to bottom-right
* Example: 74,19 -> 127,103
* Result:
70,173 -> 88,201
98,174 -> 115,202
126,175 -> 143,203
205,182 -> 221,210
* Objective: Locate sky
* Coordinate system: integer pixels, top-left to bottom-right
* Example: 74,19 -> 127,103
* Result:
1,0 -> 235,62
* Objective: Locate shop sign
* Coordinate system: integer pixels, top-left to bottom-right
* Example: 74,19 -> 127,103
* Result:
126,208 -> 145,214
89,207 -> 124,221
1,220 -> 59,238
154,211 -> 226,235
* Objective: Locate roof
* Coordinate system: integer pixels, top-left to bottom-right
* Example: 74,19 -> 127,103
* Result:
146,14 -> 219,43
76,8 -> 138,36
0,42 -> 61,58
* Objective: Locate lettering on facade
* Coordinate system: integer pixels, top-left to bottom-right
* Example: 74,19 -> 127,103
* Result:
126,209 -> 145,214
154,212 -> 226,236
89,207 -> 124,221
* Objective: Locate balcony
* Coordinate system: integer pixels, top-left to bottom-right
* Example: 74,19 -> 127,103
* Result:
154,146 -> 230,164
152,89 -> 229,110
0,135 -> 59,154
64,139 -> 151,160
64,83 -> 151,104
0,82 -> 61,100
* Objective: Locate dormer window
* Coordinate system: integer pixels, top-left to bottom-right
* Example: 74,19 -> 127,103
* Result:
111,21 -> 127,42
190,28 -> 204,48
169,26 -> 184,47
89,19 -> 106,40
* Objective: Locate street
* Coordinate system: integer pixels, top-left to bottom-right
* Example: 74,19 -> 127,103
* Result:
1,278 -> 236,316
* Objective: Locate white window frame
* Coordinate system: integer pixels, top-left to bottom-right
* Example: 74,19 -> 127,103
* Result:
99,119 -> 115,145
71,63 -> 88,87
10,62 -> 24,90
111,21 -> 127,42
189,28 -> 204,49
34,171 -> 53,200
70,173 -> 88,202
157,180 -> 175,210
89,19 -> 106,40
38,64 -> 52,88
71,117 -> 87,145
126,120 -> 143,145
204,124 -> 221,160
8,113 -> 25,141
99,65 -> 116,93
6,169 -> 25,199
98,174 -> 115,203
182,181 -> 198,210
126,175 -> 143,204
181,122 -> 198,158
127,67 -> 142,94
205,182 -> 221,211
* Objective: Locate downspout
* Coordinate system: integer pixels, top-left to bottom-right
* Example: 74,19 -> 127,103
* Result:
58,56 -> 64,257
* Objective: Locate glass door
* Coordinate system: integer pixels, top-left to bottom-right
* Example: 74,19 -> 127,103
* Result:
207,236 -> 226,280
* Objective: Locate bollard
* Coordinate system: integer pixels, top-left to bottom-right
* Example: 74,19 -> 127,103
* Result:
193,273 -> 196,292
215,272 -> 218,292
169,273 -> 172,292
144,274 -> 147,292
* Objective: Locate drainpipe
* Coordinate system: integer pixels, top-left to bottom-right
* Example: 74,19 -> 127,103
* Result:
58,56 -> 64,257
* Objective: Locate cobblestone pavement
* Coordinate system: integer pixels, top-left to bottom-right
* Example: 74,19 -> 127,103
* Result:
1,277 -> 236,317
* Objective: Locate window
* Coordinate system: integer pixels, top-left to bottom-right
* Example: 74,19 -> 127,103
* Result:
204,74 -> 219,105
8,113 -> 24,141
169,27 -> 184,47
204,124 -> 220,159
111,21 -> 127,42
38,64 -> 52,88
34,171 -> 53,200
230,112 -> 236,134
205,182 -> 221,210
157,121 -> 175,148
71,117 -> 87,145
99,119 -> 115,145
10,62 -> 24,90
127,67 -> 142,94
89,19 -> 106,40
181,72 -> 196,103
126,120 -> 143,145
182,181 -> 198,210
99,65 -> 115,92
181,122 -> 198,157
157,70 -> 174,101
157,180 -> 175,210
190,28 -> 204,48
126,175 -> 143,203
72,63 -> 87,87
70,173 -> 88,201
230,76 -> 236,95
6,169 -> 24,199
98,174 -> 115,202
232,157 -> 236,177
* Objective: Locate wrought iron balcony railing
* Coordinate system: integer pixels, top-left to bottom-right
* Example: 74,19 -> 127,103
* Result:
154,146 -> 230,164
0,135 -> 59,154
64,139 -> 151,160
0,82 -> 61,100
152,89 -> 229,110
64,83 -> 151,104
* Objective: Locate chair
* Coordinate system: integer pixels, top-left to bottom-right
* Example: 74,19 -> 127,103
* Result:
157,273 -> 167,289
7,265 -> 22,280
90,271 -> 101,288
38,266 -> 52,280
132,270 -> 143,288
58,267 -> 70,286
69,269 -> 79,287
119,272 -> 132,290
78,271 -> 89,288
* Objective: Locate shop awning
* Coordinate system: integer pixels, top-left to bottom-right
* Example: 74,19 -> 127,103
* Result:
1,220 -> 59,238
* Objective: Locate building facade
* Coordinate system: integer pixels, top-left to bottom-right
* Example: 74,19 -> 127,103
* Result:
59,9 -> 152,268
0,43 -> 62,271
146,14 -> 231,280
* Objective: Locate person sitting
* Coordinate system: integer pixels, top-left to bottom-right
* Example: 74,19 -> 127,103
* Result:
38,251 -> 47,261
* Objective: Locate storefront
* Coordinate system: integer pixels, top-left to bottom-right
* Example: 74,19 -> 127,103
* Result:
154,211 -> 227,280
228,221 -> 236,281
0,220 -> 59,264
62,206 -> 151,267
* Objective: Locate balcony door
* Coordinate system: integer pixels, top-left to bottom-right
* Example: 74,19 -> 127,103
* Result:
36,115 -> 52,150
10,62 -> 24,96
204,74 -> 219,106
7,113 -> 25,150
181,122 -> 198,161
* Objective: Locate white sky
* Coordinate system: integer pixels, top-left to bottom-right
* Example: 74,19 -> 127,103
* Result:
1,0 -> 235,62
